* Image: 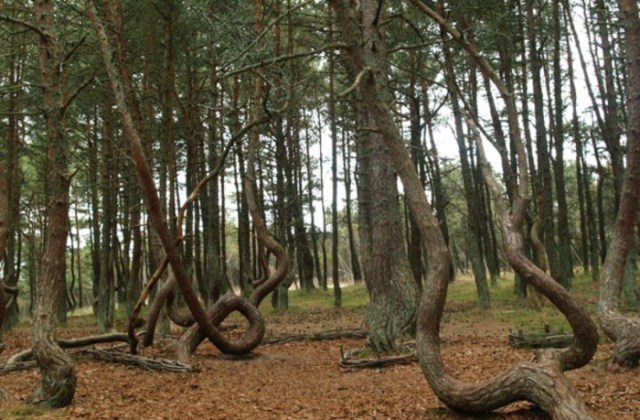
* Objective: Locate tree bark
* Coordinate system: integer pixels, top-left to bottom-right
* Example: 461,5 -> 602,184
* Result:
346,1 -> 419,352
332,1 -> 598,416
440,24 -> 490,308
30,0 -> 77,407
328,6 -> 342,307
85,0 -> 264,356
0,161 -> 9,347
2,17 -> 24,329
597,0 -> 640,369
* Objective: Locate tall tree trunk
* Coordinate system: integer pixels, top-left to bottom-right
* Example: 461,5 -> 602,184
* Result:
30,0 -> 76,407
407,59 -> 425,289
328,7 -> 342,307
597,0 -> 640,369
551,0 -> 574,283
3,18 -> 24,329
346,0 -> 418,352
0,160 -> 9,401
304,110 -> 325,287
316,105 -> 329,291
440,23 -> 490,308
526,0 -> 564,287
342,124 -> 362,283
96,97 -> 116,333
0,161 -> 9,343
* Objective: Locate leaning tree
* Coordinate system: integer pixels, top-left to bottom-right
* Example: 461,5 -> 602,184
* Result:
330,0 -> 599,417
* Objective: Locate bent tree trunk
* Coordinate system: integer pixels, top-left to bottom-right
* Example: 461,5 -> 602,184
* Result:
29,0 -> 77,407
597,0 -> 640,369
330,0 -> 598,417
86,1 -> 263,357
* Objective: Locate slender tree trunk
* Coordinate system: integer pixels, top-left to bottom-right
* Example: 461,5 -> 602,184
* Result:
304,110 -> 325,286
96,97 -> 116,333
526,0 -> 564,287
328,7 -> 342,307
0,161 -> 9,341
30,0 -> 76,407
316,105 -> 329,291
440,23 -> 490,308
3,19 -> 24,329
342,126 -> 362,283
552,0 -> 574,283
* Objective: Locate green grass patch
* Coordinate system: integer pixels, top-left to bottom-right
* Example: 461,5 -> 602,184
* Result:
445,271 -> 599,334
1,404 -> 51,419
259,283 -> 370,315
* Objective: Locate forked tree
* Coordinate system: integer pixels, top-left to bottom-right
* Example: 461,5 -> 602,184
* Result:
330,0 -> 598,417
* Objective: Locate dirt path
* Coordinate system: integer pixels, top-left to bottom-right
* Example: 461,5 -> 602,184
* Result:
1,309 -> 639,419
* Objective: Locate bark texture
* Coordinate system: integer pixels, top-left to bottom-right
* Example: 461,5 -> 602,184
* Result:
597,0 -> 640,369
86,1 -> 266,357
331,1 -> 598,417
354,0 -> 418,352
29,0 -> 77,407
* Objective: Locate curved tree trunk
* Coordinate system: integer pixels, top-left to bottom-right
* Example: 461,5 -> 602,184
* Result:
86,1 -> 264,356
330,1 -> 598,417
29,0 -> 77,408
597,0 -> 640,369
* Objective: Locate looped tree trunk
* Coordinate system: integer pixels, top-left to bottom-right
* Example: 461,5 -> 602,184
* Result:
175,294 -> 265,363
86,1 -> 288,362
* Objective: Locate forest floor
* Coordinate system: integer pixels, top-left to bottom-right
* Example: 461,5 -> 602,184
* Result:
1,279 -> 640,419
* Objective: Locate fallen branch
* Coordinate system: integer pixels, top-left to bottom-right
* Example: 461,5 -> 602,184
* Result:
340,352 -> 417,369
508,330 -> 574,349
74,349 -> 199,372
6,332 -> 141,365
262,329 -> 366,345
339,342 -> 417,369
1,348 -> 198,374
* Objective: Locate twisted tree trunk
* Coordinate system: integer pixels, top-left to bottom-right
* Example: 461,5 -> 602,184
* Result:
331,0 -> 598,417
86,0 -> 265,357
